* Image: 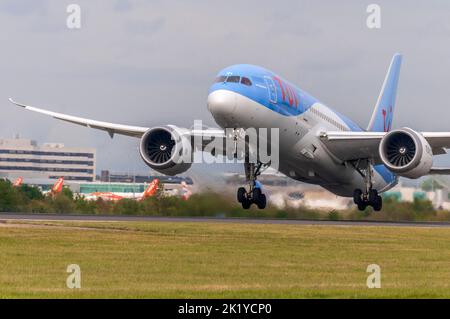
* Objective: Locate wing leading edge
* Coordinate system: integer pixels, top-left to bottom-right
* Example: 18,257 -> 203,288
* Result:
9,98 -> 149,138
9,98 -> 227,150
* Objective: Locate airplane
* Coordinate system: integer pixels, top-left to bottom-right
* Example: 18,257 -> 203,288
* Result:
180,181 -> 192,200
12,177 -> 23,187
85,191 -> 123,202
11,53 -> 450,211
85,178 -> 160,201
43,177 -> 64,196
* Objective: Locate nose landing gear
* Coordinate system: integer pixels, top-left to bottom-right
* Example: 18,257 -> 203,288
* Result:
237,162 -> 268,209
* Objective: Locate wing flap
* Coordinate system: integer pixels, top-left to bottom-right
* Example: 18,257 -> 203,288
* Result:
429,168 -> 450,175
422,132 -> 450,149
319,131 -> 384,163
320,131 -> 450,163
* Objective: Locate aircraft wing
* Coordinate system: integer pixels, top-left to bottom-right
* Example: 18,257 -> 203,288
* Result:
9,98 -> 149,138
428,167 -> 450,175
320,131 -> 450,164
9,98 -> 228,149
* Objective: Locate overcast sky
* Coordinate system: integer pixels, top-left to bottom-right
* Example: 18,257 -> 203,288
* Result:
2,0 -> 450,179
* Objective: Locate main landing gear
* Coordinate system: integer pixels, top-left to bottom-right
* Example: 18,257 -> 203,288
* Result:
237,162 -> 267,209
353,188 -> 382,211
352,160 -> 383,211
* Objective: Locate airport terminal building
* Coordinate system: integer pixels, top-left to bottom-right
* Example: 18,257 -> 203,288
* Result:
0,138 -> 96,182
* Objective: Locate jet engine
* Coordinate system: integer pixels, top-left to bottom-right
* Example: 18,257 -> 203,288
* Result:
139,126 -> 192,176
379,127 -> 433,179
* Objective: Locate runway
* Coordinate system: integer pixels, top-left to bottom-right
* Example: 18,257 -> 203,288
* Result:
1,213 -> 450,227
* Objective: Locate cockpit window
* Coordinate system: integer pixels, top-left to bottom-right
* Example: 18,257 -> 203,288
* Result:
215,75 -> 251,86
226,76 -> 240,83
241,77 -> 252,86
215,75 -> 227,83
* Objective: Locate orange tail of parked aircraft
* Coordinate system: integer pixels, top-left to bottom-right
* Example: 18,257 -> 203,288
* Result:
180,181 -> 192,200
51,177 -> 64,194
140,178 -> 159,200
12,177 -> 23,187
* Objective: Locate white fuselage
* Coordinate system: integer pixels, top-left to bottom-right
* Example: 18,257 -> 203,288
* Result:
207,89 -> 396,197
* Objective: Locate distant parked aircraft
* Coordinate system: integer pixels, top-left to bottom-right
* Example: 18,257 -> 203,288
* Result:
85,178 -> 160,201
12,177 -> 23,187
43,177 -> 64,196
180,181 -> 192,200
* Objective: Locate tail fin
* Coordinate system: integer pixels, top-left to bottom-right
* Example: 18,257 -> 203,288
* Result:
51,177 -> 64,194
367,53 -> 402,132
13,177 -> 23,187
141,178 -> 159,200
181,181 -> 192,200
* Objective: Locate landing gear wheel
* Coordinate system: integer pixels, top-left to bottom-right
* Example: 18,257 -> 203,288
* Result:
256,194 -> 267,209
357,201 -> 368,211
237,161 -> 270,210
372,195 -> 382,211
354,188 -> 382,211
241,199 -> 251,209
369,189 -> 378,203
237,187 -> 246,203
353,160 -> 382,211
252,188 -> 262,202
368,189 -> 382,211
353,189 -> 363,204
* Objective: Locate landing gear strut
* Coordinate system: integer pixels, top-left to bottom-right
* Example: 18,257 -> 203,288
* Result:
352,160 -> 383,211
237,162 -> 268,209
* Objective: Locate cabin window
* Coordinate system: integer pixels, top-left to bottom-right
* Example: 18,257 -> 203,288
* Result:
241,77 -> 252,86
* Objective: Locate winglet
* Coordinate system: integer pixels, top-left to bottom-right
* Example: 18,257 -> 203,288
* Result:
9,98 -> 25,108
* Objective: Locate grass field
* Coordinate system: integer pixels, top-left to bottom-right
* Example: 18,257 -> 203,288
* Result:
1,219 -> 450,298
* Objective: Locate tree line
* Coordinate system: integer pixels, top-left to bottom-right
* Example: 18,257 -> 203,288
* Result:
0,179 -> 448,222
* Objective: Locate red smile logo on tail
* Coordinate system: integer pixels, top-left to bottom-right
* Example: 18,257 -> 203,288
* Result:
381,106 -> 393,132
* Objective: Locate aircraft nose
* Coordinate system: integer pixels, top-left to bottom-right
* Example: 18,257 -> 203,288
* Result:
207,90 -> 237,121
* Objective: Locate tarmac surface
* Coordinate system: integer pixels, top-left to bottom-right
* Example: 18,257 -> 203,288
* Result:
1,213 -> 450,227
